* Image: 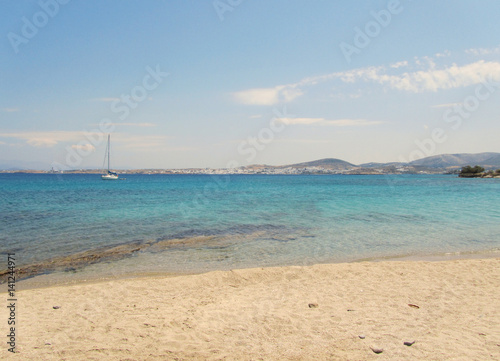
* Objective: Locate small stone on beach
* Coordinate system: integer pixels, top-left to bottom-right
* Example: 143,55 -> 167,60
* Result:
408,304 -> 420,309
404,340 -> 416,346
52,306 -> 60,309
308,303 -> 319,308
370,347 -> 384,354
358,335 -> 365,339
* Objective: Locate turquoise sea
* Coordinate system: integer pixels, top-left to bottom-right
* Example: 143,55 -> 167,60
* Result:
1,173 -> 499,285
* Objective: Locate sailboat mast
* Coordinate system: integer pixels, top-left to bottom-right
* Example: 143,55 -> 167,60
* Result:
107,134 -> 111,171
101,134 -> 118,179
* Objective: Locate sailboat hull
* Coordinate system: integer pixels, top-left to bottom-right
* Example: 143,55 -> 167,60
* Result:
101,174 -> 119,180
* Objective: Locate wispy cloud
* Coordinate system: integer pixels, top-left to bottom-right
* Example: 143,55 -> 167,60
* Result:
91,97 -> 120,102
0,130 -> 164,149
233,85 -> 303,105
353,60 -> 500,92
111,122 -> 156,127
390,61 -> 408,69
278,117 -> 384,127
233,53 -> 500,105
2,108 -> 19,112
0,131 -> 84,148
71,144 -> 95,152
431,102 -> 462,109
465,45 -> 500,56
435,50 -> 451,58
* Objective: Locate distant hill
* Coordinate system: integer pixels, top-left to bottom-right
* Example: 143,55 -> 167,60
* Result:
359,162 -> 401,168
3,152 -> 499,173
282,158 -> 356,170
408,152 -> 500,169
260,152 -> 500,172
482,153 -> 500,167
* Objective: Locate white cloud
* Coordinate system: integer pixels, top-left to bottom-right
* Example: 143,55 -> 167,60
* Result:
390,61 -> 408,69
71,143 -> 95,152
332,60 -> 500,93
2,108 -> 19,112
233,87 -> 281,105
465,45 -> 500,56
278,117 -> 384,127
91,97 -> 120,102
233,55 -> 500,106
279,86 -> 303,103
233,84 -> 303,105
279,117 -> 322,125
27,138 -> 59,147
323,119 -> 385,127
0,131 -> 163,150
0,131 -> 85,148
431,102 -> 462,109
110,122 -> 156,127
435,50 -> 451,58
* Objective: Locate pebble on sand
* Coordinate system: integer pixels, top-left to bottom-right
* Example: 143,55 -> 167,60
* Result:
52,306 -> 60,309
370,347 -> 384,354
404,340 -> 416,346
358,335 -> 366,339
308,303 -> 319,308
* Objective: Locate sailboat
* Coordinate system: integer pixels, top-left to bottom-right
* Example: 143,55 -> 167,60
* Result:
101,134 -> 119,180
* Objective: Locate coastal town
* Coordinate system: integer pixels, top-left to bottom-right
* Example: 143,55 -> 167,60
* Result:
2,153 -> 499,176
0,164 -> 441,175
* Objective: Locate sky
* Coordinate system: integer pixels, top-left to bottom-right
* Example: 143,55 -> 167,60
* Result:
1,0 -> 500,170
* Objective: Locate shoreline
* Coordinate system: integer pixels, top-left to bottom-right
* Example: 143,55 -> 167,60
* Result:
1,257 -> 499,360
8,247 -> 500,291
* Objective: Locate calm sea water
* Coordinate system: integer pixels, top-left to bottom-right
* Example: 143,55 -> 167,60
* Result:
1,173 -> 499,283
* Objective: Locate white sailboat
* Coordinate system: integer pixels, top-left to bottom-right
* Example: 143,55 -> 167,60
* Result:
101,134 -> 119,180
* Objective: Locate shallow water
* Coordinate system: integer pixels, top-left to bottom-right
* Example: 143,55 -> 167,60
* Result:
1,173 -> 499,284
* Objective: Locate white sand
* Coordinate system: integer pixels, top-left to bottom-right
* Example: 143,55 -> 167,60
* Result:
2,258 -> 499,360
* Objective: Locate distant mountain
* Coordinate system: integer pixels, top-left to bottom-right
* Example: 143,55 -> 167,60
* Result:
259,152 -> 500,172
282,158 -> 356,170
482,153 -> 500,167
359,162 -> 401,168
408,152 -> 500,169
3,152 -> 499,173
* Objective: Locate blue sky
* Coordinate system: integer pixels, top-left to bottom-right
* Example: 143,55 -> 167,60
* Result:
1,0 -> 500,170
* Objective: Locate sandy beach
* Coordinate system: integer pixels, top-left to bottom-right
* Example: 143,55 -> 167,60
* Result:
2,258 -> 499,360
